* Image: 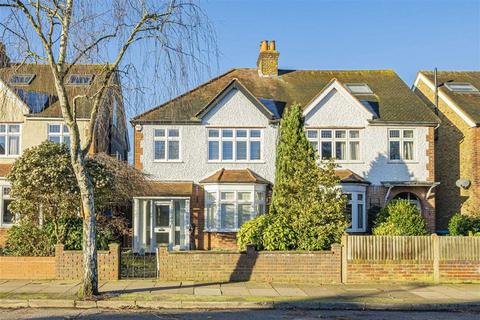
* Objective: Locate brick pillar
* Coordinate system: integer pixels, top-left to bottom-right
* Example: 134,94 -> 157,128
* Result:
108,243 -> 120,280
54,244 -> 64,279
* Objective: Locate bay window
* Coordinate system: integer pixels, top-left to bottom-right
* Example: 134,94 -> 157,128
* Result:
306,129 -> 361,161
47,124 -> 70,148
388,129 -> 415,161
204,185 -> 266,231
207,128 -> 262,162
0,124 -> 21,156
154,128 -> 180,161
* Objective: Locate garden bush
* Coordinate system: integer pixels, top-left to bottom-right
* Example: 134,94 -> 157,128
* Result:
372,200 -> 428,236
237,214 -> 270,251
448,213 -> 480,236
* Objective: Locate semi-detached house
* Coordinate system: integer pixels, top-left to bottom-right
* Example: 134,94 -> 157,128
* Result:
131,40 -> 440,252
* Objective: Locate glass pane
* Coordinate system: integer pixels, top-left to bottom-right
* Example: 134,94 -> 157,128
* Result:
349,130 -> 360,139
0,136 -> 6,155
250,130 -> 261,138
168,140 -> 180,160
220,204 -> 235,229
208,129 -> 219,138
154,129 -> 165,137
321,130 -> 332,138
63,125 -> 69,133
306,130 -> 317,139
256,204 -> 265,215
0,125 -> 5,133
310,141 -> 318,154
206,192 -> 217,202
335,141 -> 346,160
389,141 -> 400,160
238,204 -> 252,227
238,192 -> 251,201
3,187 -> 11,196
321,142 -> 332,159
357,193 -> 364,201
335,130 -> 346,139
156,233 -> 169,245
8,136 -> 19,155
255,191 -> 265,201
174,201 -> 181,226
222,141 -> 233,160
403,130 -> 414,139
8,125 -> 20,133
389,130 -> 400,138
346,203 -> 352,228
221,192 -> 234,201
168,129 -> 179,137
63,136 -> 71,149
403,141 -> 414,160
250,141 -> 261,160
207,204 -> 217,229
48,136 -> 61,144
208,141 -> 219,160
236,130 -> 247,138
357,204 -> 364,229
350,141 -> 360,160
236,141 -> 247,160
154,141 -> 165,160
175,231 -> 180,246
3,200 -> 14,224
346,193 -> 352,201
156,205 -> 170,227
222,129 -> 233,138
48,124 -> 61,133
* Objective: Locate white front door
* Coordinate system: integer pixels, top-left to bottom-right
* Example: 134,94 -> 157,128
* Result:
154,201 -> 172,247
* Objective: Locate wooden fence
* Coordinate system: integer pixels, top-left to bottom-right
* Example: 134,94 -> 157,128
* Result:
343,235 -> 480,283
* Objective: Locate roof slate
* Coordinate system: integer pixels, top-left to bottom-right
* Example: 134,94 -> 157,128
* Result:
335,169 -> 369,184
420,71 -> 480,125
133,68 -> 439,125
0,164 -> 12,177
135,181 -> 193,197
200,168 -> 269,184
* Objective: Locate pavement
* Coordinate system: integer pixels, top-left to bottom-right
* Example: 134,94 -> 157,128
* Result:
0,280 -> 479,312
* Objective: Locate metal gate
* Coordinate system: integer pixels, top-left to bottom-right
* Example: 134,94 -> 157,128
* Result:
120,248 -> 157,279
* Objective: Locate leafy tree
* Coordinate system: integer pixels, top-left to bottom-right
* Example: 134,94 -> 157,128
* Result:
373,200 -> 428,236
448,213 -> 480,236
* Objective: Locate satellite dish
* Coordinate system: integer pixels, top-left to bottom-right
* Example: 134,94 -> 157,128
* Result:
456,179 -> 471,189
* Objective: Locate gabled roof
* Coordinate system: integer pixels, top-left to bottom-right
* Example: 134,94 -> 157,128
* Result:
200,168 -> 269,184
335,169 -> 369,184
417,71 -> 480,126
0,164 -> 12,178
0,64 -> 113,118
195,78 -> 276,121
132,68 -> 439,125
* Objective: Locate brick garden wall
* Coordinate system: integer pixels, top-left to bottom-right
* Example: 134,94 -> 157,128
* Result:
158,244 -> 342,284
0,256 -> 56,279
347,261 -> 434,283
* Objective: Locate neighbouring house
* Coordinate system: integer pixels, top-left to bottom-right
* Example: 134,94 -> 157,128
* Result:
0,43 -> 130,246
131,40 -> 440,252
413,71 -> 480,231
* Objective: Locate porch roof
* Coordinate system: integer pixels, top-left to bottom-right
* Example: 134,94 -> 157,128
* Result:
335,169 -> 369,184
200,168 -> 269,184
135,181 -> 193,197
0,164 -> 12,178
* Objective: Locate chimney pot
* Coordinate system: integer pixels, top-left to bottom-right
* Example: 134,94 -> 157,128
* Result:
260,40 -> 268,52
269,40 -> 276,51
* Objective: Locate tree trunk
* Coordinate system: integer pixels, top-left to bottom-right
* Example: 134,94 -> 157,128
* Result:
74,160 -> 98,298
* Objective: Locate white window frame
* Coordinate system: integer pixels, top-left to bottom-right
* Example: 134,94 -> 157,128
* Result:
444,82 -> 479,93
0,185 -> 14,227
344,191 -> 366,232
207,128 -> 263,163
47,124 -> 70,147
153,128 -> 181,162
66,74 -> 94,85
9,74 -> 35,85
344,83 -> 373,94
306,128 -> 362,163
388,128 -> 416,162
0,124 -> 21,157
204,184 -> 266,232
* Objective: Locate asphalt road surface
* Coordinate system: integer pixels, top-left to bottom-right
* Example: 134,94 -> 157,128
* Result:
0,308 -> 478,319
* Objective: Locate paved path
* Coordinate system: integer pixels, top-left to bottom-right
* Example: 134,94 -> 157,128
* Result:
0,279 -> 480,305
1,308 -> 479,320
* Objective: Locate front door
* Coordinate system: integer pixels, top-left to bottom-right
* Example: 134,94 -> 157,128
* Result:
154,202 -> 172,247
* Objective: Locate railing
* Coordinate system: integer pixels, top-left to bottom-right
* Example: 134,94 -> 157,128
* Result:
120,248 -> 157,279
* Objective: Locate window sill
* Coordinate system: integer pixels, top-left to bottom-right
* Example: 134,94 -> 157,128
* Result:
153,160 -> 183,163
347,228 -> 366,233
207,160 -> 265,164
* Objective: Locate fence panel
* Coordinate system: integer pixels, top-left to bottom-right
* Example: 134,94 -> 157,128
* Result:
439,236 -> 480,260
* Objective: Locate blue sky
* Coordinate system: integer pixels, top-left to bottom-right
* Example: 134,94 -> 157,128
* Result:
202,0 -> 479,85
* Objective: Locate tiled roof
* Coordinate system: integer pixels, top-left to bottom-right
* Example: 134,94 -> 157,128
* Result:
200,168 -> 269,184
135,181 -> 193,197
0,164 -> 12,177
132,68 -> 439,125
420,71 -> 480,125
335,169 -> 369,184
0,64 -> 112,118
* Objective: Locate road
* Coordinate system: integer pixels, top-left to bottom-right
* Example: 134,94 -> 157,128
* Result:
0,308 -> 478,319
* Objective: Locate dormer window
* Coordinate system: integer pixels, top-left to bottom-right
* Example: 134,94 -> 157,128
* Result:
67,74 -> 93,85
9,74 -> 35,85
445,82 -> 479,93
345,83 -> 373,94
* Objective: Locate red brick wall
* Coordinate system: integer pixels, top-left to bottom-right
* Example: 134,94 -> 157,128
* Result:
347,261 -> 434,283
133,128 -> 143,170
158,244 -> 342,284
0,256 -> 56,279
440,261 -> 480,282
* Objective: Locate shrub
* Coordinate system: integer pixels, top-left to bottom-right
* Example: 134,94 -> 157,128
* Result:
237,214 -> 270,251
262,214 -> 298,251
373,200 -> 428,236
4,221 -> 54,256
448,213 -> 480,236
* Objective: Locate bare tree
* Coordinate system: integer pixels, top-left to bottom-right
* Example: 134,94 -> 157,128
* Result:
0,0 -> 216,298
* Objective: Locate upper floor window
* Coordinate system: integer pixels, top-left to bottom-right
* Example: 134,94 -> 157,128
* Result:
0,124 -> 20,157
67,74 -> 93,85
345,83 -> 373,94
306,129 -> 360,161
48,124 -> 70,148
388,129 -> 414,161
445,82 -> 479,93
207,128 -> 262,162
154,128 -> 180,161
9,74 -> 35,85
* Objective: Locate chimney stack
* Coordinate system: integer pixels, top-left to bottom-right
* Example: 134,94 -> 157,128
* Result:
257,40 -> 279,77
0,43 -> 10,68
